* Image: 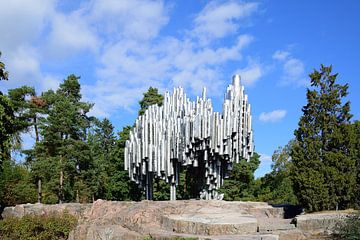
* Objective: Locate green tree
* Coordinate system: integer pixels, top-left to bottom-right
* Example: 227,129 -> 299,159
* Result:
107,126 -> 142,201
352,121 -> 360,208
138,87 -> 164,115
0,52 -> 14,169
31,75 -> 93,203
0,159 -> 37,208
85,118 -> 116,201
255,141 -> 298,205
0,52 -> 8,82
0,95 -> 15,169
220,153 -> 260,201
291,65 -> 355,212
7,86 -> 38,152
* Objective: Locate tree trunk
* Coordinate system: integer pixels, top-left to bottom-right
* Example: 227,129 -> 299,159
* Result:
37,179 -> 42,203
59,155 -> 64,204
34,116 -> 39,143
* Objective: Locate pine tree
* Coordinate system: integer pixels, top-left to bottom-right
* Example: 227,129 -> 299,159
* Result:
352,121 -> 360,208
86,118 -> 117,201
0,95 -> 15,169
291,65 -> 355,211
7,86 -> 37,152
0,52 -> 14,170
107,126 -> 143,201
0,53 -> 37,207
31,75 -> 93,203
138,87 -> 163,115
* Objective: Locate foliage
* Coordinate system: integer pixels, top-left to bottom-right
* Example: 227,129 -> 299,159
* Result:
291,65 -> 356,212
352,121 -> 360,208
106,125 -> 143,201
0,53 -> 14,170
0,52 -> 8,82
138,87 -> 164,115
332,212 -> 360,240
30,75 -> 94,203
0,159 -> 37,209
255,141 -> 298,205
0,212 -> 77,240
219,153 -> 260,201
0,94 -> 15,169
153,178 -> 170,200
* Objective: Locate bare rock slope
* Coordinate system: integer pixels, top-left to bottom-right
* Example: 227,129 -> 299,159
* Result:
2,200 -> 340,240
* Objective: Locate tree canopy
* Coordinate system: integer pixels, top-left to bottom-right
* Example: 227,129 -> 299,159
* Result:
291,65 -> 356,211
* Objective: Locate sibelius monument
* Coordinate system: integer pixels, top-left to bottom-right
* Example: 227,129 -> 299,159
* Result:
125,75 -> 254,200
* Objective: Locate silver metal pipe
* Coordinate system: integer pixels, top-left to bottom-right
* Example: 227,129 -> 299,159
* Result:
125,75 -> 254,200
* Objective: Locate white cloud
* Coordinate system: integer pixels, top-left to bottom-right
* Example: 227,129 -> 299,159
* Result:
273,49 -> 308,87
0,0 -> 260,118
259,109 -> 286,122
272,50 -> 290,61
0,0 -> 54,50
90,0 -> 169,40
0,46 -> 60,93
88,34 -> 253,115
193,1 -> 258,42
282,58 -> 307,86
46,12 -> 99,56
235,62 -> 263,86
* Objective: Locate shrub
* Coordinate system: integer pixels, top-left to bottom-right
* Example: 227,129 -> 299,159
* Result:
0,211 -> 77,240
332,212 -> 360,240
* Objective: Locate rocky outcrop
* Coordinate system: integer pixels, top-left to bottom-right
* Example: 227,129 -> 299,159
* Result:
1,202 -> 91,219
295,212 -> 350,231
1,200 -> 340,240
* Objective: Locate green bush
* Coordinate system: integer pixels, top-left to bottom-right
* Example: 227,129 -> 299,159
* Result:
0,212 -> 77,240
333,212 -> 360,240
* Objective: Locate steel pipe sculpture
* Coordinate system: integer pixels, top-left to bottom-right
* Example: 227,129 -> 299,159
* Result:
125,75 -> 254,200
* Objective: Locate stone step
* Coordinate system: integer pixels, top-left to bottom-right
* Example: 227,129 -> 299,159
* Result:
258,219 -> 296,233
150,231 -> 279,240
161,213 -> 258,235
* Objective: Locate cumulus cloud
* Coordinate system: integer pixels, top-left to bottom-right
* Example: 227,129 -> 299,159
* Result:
193,1 -> 258,42
0,46 -> 60,93
0,0 -> 260,118
235,61 -> 263,86
273,49 -> 308,87
46,12 -> 99,56
90,0 -> 169,40
259,109 -> 287,122
272,50 -> 290,61
84,1 -> 257,117
0,0 -> 53,50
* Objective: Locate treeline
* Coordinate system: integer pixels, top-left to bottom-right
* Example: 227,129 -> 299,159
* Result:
1,51 -> 359,212
0,76 -> 143,206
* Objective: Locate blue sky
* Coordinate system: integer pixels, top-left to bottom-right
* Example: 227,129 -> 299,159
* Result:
1,0 -> 359,177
